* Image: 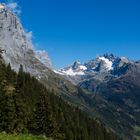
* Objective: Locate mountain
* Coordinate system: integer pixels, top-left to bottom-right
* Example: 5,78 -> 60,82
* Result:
0,3 -> 91,114
0,4 -> 122,140
55,53 -> 135,89
55,54 -> 140,139
55,53 -> 130,82
0,4 -> 139,140
35,50 -> 52,68
0,57 -> 120,140
0,4 -> 52,80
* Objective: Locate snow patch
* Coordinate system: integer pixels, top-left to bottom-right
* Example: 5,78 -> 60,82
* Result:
53,70 -> 64,75
62,68 -> 85,76
54,68 -> 85,76
79,65 -> 87,70
99,57 -> 113,70
54,62 -> 87,76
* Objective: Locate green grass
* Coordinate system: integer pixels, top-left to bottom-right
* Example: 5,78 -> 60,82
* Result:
0,132 -> 52,140
134,126 -> 140,140
135,136 -> 140,140
135,126 -> 140,132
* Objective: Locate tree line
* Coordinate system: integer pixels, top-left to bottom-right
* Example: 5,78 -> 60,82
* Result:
0,57 -> 120,140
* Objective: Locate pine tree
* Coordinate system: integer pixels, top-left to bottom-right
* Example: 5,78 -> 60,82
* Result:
0,60 -> 120,140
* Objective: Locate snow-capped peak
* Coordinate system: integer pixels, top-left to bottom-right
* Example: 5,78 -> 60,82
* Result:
79,65 -> 87,70
98,56 -> 113,70
54,54 -> 130,78
72,61 -> 87,71
59,68 -> 85,76
54,61 -> 87,76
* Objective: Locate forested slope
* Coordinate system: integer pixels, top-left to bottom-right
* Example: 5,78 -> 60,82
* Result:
0,59 -> 119,140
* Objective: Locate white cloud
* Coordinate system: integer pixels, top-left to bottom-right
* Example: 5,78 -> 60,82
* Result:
25,31 -> 33,42
6,2 -> 21,15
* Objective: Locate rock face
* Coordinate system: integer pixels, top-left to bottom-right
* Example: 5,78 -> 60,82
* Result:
56,54 -> 140,139
35,50 -> 52,68
55,53 -> 132,84
0,4 -> 140,139
0,5 -> 52,78
56,53 -> 140,98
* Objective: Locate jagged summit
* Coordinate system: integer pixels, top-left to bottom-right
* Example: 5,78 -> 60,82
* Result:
0,4 -> 52,78
103,53 -> 115,60
54,54 -> 130,77
55,60 -> 86,76
72,61 -> 81,69
53,53 -> 134,85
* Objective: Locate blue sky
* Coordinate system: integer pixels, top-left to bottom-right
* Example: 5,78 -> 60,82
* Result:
1,0 -> 140,68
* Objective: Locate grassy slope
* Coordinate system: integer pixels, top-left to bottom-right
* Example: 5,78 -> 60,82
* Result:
0,133 -> 51,140
134,126 -> 140,140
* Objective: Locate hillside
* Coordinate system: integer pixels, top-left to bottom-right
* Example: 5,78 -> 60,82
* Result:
55,54 -> 140,139
0,4 -> 139,140
0,133 -> 51,140
0,56 -> 119,140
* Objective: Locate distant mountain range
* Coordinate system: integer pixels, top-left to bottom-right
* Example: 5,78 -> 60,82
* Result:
0,4 -> 140,140
54,53 -> 140,92
54,54 -> 140,139
54,53 -> 133,84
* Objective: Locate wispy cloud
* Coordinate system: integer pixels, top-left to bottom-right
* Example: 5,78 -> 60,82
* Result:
25,31 -> 33,42
6,2 -> 21,15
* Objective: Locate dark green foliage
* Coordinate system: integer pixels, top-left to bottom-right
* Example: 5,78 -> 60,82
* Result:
0,61 -> 119,140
